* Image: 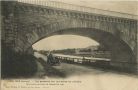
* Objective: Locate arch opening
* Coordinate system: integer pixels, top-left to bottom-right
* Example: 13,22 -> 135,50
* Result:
32,35 -> 100,51
27,28 -> 137,72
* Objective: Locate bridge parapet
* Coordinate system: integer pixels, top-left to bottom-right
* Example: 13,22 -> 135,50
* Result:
18,0 -> 138,20
15,1 -> 137,28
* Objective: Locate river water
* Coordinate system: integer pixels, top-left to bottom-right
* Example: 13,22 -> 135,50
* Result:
34,52 -> 138,90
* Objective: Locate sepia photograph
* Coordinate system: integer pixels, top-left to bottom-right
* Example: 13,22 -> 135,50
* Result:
1,0 -> 138,90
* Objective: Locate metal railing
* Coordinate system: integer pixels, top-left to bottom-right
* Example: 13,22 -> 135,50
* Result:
18,0 -> 138,20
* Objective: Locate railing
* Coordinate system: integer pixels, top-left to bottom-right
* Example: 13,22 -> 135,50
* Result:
18,0 -> 138,20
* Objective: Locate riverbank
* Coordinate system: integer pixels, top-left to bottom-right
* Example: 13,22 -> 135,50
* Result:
34,58 -> 66,78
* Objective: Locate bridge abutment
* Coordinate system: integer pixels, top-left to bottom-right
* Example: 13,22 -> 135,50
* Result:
109,40 -> 138,73
110,52 -> 138,73
110,62 -> 137,73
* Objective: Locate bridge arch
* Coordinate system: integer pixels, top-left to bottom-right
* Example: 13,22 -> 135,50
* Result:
14,19 -> 135,61
14,19 -> 137,71
16,19 -> 135,56
17,19 -> 135,51
32,27 -> 135,62
28,28 -> 136,69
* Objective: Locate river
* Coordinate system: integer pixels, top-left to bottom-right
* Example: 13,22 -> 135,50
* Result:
34,52 -> 138,90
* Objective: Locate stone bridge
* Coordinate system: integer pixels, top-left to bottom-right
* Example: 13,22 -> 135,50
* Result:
1,1 -> 138,72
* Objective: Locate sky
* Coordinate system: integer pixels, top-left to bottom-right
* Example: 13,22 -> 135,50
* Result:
32,35 -> 99,50
27,0 -> 137,50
